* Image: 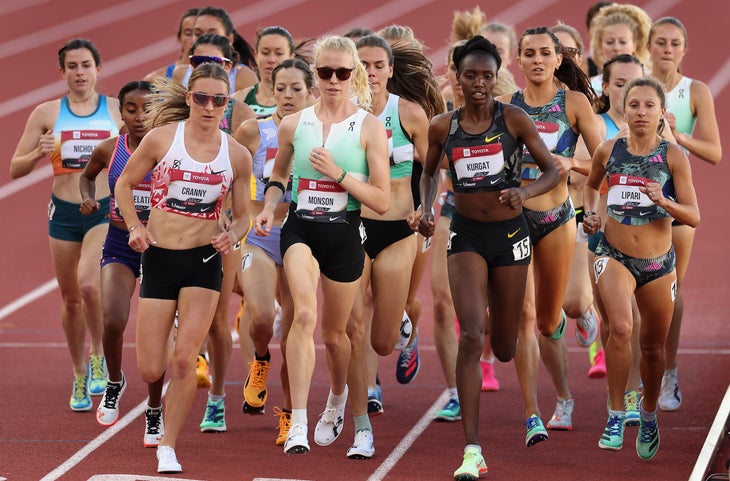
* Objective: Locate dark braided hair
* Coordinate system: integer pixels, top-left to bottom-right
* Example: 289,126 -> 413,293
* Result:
452,35 -> 502,73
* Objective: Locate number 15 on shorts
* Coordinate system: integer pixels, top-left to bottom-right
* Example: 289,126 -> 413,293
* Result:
512,236 -> 530,261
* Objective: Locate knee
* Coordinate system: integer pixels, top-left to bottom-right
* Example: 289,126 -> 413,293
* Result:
293,307 -> 317,334
458,326 -> 484,357
77,277 -> 100,304
321,329 -> 348,354
138,361 -> 165,384
249,308 -> 274,340
492,341 -> 515,362
370,336 -> 391,356
640,342 -> 664,364
609,320 -> 633,345
169,351 -> 196,379
432,294 -> 454,324
103,314 -> 126,338
345,318 -> 365,345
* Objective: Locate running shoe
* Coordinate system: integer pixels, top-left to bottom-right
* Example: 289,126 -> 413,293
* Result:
284,422 -> 309,454
156,445 -> 182,474
347,429 -> 375,459
658,370 -> 682,411
314,386 -> 348,446
274,407 -> 291,446
624,390 -> 641,427
549,310 -> 567,340
244,356 -> 271,409
453,447 -> 488,480
598,412 -> 625,450
393,313 -> 413,351
480,360 -> 500,391
70,369 -> 92,412
242,400 -> 266,414
575,306 -> 599,347
588,349 -> 607,378
367,387 -> 384,417
96,372 -> 126,426
196,354 -> 211,389
636,413 -> 660,460
88,355 -> 108,396
144,407 -> 164,447
200,397 -> 226,432
524,414 -> 548,447
396,331 -> 420,384
434,398 -> 461,422
546,397 -> 574,430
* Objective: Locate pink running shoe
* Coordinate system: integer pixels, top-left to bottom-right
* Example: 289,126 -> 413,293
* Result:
480,360 -> 500,391
588,349 -> 607,378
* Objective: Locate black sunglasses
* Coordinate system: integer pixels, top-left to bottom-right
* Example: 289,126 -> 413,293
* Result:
190,92 -> 229,107
189,55 -> 231,68
315,66 -> 354,81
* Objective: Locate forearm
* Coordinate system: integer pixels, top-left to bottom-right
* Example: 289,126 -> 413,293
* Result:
10,149 -> 44,179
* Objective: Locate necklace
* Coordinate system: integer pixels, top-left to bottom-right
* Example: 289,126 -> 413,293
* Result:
275,111 -> 283,122
68,91 -> 96,103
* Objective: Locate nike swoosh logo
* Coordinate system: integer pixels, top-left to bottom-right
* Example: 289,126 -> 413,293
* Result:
202,252 -> 218,263
507,228 -> 521,238
210,169 -> 226,175
485,133 -> 503,143
639,211 -> 650,216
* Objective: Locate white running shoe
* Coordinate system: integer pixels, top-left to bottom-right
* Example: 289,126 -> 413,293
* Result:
393,312 -> 412,351
156,445 -> 181,473
347,429 -> 375,459
284,422 -> 310,454
144,407 -> 165,448
659,370 -> 682,411
546,397 -> 574,430
96,373 -> 126,426
314,385 -> 348,446
575,307 -> 599,347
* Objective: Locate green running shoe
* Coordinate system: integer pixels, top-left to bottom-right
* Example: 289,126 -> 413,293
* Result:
88,355 -> 107,396
453,447 -> 488,480
200,397 -> 226,432
599,412 -> 625,450
69,369 -> 91,412
434,398 -> 461,422
636,414 -> 660,459
525,414 -> 548,447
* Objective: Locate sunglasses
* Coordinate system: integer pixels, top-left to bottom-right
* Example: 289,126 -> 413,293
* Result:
190,92 -> 229,107
315,66 -> 354,81
189,55 -> 231,68
563,47 -> 581,57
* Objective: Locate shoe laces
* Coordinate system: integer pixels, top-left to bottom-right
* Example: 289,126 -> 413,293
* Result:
525,415 -> 542,431
552,400 -> 566,419
102,380 -> 124,409
288,422 -> 307,440
399,339 -> 418,367
444,399 -> 459,411
274,407 -> 291,431
606,414 -> 623,436
319,404 -> 343,424
90,356 -> 105,380
639,418 -> 658,442
73,374 -> 87,399
203,401 -> 223,422
146,409 -> 162,434
353,429 -> 372,447
247,359 -> 271,388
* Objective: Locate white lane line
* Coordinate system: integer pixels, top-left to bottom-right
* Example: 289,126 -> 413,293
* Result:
367,390 -> 450,481
0,0 -> 181,61
253,478 -> 314,481
708,57 -> 730,97
333,0 -> 437,35
0,279 -> 57,321
0,0 -> 51,15
0,165 -> 52,201
641,0 -> 684,18
40,381 -> 170,481
688,384 -> 730,481
88,476 -> 205,481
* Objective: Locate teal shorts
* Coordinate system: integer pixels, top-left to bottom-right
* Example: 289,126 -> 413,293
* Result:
48,194 -> 109,242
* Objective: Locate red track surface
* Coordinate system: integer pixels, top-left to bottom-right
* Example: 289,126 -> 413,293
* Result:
1,1 -> 728,480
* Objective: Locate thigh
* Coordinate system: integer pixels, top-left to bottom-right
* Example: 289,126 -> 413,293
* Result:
448,251 -> 488,335
429,215 -> 451,296
136,297 -> 178,370
371,235 -> 417,324
282,243 -> 320,316
594,256 -> 635,333
533,220 -> 576,316
635,272 -> 677,348
320,275 -> 359,335
49,237 -> 82,299
176,287 -> 220,355
671,224 -> 695,286
488,263 -> 529,341
240,244 -> 279,315
78,223 -> 107,285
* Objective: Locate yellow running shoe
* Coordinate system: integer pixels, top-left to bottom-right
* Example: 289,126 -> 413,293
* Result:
196,354 -> 211,389
274,407 -> 291,446
453,447 -> 488,480
243,355 -> 271,408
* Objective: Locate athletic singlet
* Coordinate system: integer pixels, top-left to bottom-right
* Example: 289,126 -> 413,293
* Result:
244,83 -> 277,118
511,89 -> 578,180
251,116 -> 292,202
181,65 -> 239,94
107,134 -> 152,223
218,97 -> 236,134
443,103 -> 522,193
50,96 -> 119,176
164,64 -> 175,78
666,76 -> 696,155
378,94 -> 414,179
601,112 -> 621,140
606,137 -> 676,225
291,106 -> 369,222
150,121 -> 233,220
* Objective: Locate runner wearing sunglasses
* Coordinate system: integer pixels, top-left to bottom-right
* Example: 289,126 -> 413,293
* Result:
114,63 -> 252,474
254,35 -> 390,455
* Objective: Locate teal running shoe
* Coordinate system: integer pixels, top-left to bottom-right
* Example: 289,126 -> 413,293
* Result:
200,397 -> 226,432
636,414 -> 660,459
599,412 -> 625,450
525,414 -> 548,447
69,368 -> 91,411
434,398 -> 461,422
453,447 -> 488,480
89,355 -> 107,396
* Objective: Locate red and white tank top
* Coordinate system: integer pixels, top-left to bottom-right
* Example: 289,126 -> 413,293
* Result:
150,121 -> 233,220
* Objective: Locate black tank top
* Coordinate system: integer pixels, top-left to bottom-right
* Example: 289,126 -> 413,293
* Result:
444,102 -> 522,193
